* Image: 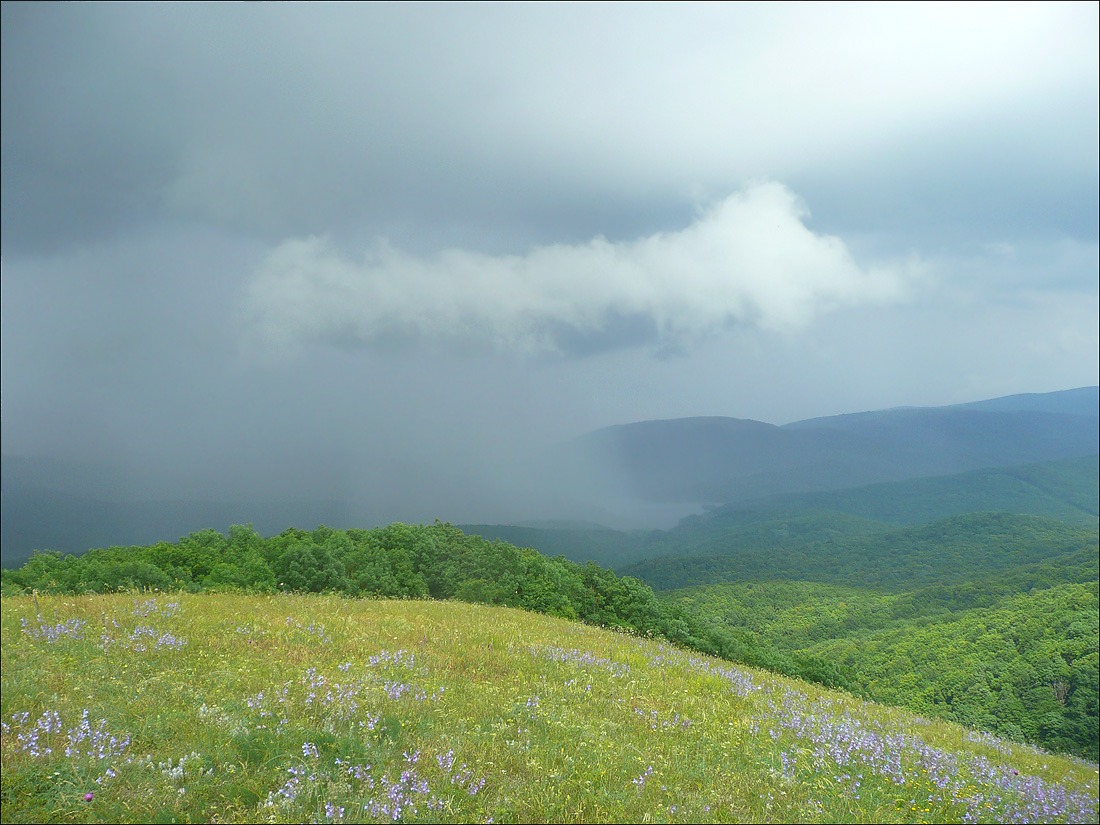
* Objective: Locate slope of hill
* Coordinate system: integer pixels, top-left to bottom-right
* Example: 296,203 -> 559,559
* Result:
0,521 -> 765,676
2,593 -> 1096,824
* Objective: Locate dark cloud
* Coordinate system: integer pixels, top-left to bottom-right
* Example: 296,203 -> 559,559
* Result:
792,103 -> 1100,252
5,4 -> 1096,255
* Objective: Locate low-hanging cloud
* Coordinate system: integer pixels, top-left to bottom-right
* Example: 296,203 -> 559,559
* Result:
242,182 -> 911,357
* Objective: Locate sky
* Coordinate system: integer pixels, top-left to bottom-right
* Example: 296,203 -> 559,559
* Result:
2,2 -> 1098,525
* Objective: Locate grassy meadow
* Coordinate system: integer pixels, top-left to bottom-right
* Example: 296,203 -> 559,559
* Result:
2,592 -> 1097,824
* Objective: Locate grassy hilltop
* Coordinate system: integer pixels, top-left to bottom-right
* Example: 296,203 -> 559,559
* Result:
2,593 -> 1097,824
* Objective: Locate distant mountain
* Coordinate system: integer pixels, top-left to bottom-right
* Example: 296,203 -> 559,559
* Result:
947,385 -> 1099,416
5,386 -> 1097,566
570,387 -> 1099,506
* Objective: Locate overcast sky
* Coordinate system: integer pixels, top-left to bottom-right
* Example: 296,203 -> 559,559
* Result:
2,3 -> 1097,523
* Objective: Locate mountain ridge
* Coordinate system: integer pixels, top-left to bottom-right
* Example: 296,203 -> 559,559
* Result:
567,387 -> 1099,506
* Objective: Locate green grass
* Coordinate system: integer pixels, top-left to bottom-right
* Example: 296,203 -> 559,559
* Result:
2,592 -> 1097,823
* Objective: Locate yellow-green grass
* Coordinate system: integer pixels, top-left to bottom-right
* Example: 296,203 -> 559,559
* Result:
2,592 -> 1096,823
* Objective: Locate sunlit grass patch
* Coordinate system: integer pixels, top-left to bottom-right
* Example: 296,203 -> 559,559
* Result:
2,592 -> 1097,823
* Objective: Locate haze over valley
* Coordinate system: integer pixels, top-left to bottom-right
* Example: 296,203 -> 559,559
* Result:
3,387 -> 1098,566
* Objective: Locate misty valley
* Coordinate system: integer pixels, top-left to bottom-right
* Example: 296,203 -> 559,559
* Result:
3,387 -> 1098,823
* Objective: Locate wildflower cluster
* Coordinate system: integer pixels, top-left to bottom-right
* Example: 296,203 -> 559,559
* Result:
632,764 -> 654,791
20,616 -> 86,643
239,652 -> 445,739
64,709 -> 132,762
262,745 -> 487,821
685,654 -> 761,698
97,598 -> 188,655
633,707 -> 692,732
4,710 -> 62,757
437,749 -> 487,796
2,709 -> 133,788
127,625 -> 188,651
534,646 -> 631,678
285,616 -> 332,644
132,598 -> 180,618
756,685 -> 1098,824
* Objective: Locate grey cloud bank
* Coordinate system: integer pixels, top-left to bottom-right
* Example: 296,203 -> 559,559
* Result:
3,3 -> 1096,253
1,2 -> 1097,530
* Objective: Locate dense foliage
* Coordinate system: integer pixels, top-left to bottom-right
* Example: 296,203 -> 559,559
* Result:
457,523 -> 646,570
624,512 -> 1098,592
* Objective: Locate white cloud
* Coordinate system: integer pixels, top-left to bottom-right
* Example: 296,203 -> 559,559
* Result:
242,182 -> 912,357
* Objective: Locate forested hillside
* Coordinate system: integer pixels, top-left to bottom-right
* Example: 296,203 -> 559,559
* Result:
5,512 -> 1097,760
682,454 -> 1100,531
456,523 -> 643,570
625,512 -> 1098,591
667,579 -> 1098,761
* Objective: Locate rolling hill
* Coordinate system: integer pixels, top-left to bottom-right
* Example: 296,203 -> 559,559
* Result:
2,592 -> 1096,823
